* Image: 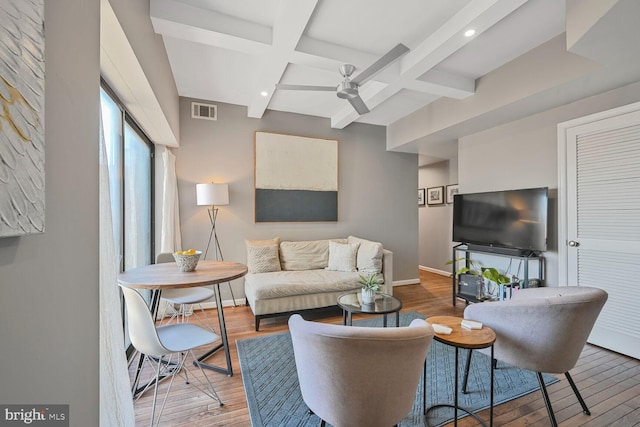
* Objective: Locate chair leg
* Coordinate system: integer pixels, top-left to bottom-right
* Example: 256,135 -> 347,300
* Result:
182,352 -> 190,384
319,421 -> 326,427
190,304 -> 217,334
149,353 -> 184,427
565,371 -> 590,415
150,358 -> 161,427
536,372 -> 558,427
190,350 -> 223,406
159,302 -> 180,326
462,349 -> 472,393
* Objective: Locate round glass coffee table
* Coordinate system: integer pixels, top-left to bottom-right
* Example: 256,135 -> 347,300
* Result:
337,291 -> 403,327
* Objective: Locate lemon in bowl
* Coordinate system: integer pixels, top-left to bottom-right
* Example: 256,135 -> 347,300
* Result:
172,249 -> 202,272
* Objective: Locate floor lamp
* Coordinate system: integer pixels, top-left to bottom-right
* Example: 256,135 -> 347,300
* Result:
196,182 -> 237,306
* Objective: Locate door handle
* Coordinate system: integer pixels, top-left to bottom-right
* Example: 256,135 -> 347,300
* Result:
568,240 -> 580,247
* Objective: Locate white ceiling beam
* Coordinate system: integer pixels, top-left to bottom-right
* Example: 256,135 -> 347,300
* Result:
152,0 -> 531,127
410,69 -> 475,99
151,0 -> 390,80
331,0 -> 529,129
247,0 -> 318,118
294,36 -> 379,72
399,0 -> 529,79
150,0 -> 271,55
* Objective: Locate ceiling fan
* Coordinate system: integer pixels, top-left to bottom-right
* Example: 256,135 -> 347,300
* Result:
276,43 -> 410,115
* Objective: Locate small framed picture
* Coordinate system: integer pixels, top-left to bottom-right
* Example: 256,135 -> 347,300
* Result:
426,186 -> 444,205
446,184 -> 459,204
418,188 -> 426,206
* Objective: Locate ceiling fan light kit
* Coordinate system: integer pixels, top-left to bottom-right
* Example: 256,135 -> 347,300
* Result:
276,43 -> 410,115
337,80 -> 358,99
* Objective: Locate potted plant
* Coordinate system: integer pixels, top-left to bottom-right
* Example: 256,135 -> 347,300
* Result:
358,273 -> 382,304
446,258 -> 511,300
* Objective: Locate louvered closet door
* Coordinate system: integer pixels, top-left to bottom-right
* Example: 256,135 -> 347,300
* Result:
565,108 -> 640,359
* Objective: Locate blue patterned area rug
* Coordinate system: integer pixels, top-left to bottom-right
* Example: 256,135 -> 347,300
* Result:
237,311 -> 558,427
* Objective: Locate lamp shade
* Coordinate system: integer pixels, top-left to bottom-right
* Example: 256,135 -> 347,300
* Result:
196,183 -> 229,206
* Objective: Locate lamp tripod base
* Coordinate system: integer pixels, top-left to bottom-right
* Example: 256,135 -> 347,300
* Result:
204,207 -> 237,307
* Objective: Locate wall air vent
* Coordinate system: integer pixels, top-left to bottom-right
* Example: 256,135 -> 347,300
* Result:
192,102 -> 217,121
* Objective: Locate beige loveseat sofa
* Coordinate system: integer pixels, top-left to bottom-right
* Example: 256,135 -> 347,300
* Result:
244,236 -> 393,331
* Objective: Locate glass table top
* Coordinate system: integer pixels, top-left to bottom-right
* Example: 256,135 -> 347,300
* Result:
337,291 -> 403,315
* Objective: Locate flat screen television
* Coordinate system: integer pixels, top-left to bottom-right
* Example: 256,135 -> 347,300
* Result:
452,187 -> 548,255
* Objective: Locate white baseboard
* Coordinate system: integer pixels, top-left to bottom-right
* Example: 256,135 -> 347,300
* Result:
392,278 -> 420,287
419,265 -> 450,277
199,298 -> 246,310
157,298 -> 245,319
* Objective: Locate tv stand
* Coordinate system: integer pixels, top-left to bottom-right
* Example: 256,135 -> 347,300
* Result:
452,243 -> 544,306
465,244 -> 537,257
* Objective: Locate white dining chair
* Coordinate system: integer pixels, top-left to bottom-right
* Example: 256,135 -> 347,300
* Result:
120,284 -> 223,426
156,252 -> 216,327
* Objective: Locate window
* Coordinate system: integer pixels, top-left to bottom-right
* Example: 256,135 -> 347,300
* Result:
100,85 -> 154,272
123,122 -> 153,270
100,84 -> 154,355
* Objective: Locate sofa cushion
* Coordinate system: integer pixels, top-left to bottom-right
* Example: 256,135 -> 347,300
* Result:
247,245 -> 281,273
245,270 -> 362,300
348,235 -> 384,274
246,238 -> 281,273
326,241 -> 359,272
280,240 -> 329,271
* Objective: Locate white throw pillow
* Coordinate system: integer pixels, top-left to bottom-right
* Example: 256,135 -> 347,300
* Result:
326,241 -> 360,272
348,235 -> 383,274
246,245 -> 281,273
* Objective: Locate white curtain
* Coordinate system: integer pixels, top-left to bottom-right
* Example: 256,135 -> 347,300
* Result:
99,109 -> 136,426
160,146 -> 182,252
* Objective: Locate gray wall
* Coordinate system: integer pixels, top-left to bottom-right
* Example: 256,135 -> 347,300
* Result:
0,1 -> 100,425
418,160 -> 458,273
458,80 -> 640,287
175,99 -> 420,298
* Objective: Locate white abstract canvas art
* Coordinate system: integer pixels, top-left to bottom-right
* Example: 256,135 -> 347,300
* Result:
0,0 -> 45,237
255,132 -> 338,222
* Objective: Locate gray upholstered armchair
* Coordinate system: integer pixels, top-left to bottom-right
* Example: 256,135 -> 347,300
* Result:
288,314 -> 434,427
463,286 -> 607,427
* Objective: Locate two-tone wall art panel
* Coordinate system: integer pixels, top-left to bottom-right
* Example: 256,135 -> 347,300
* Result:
254,131 -> 338,222
0,0 -> 45,237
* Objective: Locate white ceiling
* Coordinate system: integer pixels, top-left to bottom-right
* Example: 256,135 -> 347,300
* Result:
151,0 -> 567,130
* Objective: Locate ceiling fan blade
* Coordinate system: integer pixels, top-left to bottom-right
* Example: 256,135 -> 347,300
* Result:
351,43 -> 410,85
276,84 -> 336,92
348,95 -> 370,115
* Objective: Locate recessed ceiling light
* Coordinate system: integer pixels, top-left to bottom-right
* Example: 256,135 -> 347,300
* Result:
260,91 -> 268,97
464,29 -> 476,38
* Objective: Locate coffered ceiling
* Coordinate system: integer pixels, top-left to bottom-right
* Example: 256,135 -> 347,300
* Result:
150,0 -> 566,129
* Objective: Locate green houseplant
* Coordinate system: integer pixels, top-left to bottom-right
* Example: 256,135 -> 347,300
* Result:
358,273 -> 382,304
446,258 -> 511,300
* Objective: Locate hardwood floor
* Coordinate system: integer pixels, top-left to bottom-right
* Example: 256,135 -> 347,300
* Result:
130,270 -> 640,426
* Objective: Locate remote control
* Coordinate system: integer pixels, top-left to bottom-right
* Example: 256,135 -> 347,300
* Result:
461,319 -> 483,330
431,323 -> 453,335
